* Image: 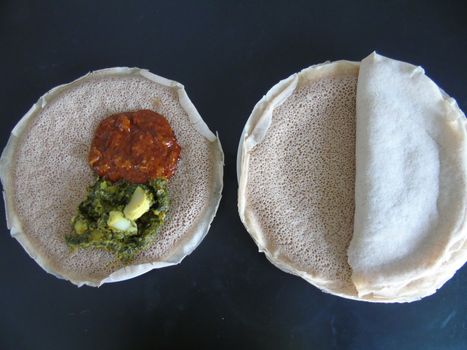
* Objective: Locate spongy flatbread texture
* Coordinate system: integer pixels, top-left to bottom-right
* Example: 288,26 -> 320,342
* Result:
4,69 -> 223,286
242,67 -> 358,296
239,56 -> 466,303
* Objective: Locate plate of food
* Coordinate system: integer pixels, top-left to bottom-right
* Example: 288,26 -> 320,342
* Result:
0,67 -> 224,286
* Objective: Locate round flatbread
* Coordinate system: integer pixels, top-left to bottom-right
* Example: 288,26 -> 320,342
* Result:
237,53 -> 466,302
0,68 -> 224,286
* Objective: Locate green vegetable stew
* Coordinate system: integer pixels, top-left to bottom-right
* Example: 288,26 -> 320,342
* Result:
66,178 -> 169,262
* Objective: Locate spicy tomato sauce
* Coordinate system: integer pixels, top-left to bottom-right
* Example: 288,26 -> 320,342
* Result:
89,110 -> 181,183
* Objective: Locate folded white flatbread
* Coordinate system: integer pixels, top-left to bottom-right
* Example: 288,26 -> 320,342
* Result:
349,53 -> 467,300
238,52 -> 466,302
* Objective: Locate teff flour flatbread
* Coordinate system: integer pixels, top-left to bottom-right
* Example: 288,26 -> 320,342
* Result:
238,53 -> 466,302
0,68 -> 224,286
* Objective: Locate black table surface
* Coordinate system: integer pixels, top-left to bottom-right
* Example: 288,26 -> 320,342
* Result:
1,1 -> 466,349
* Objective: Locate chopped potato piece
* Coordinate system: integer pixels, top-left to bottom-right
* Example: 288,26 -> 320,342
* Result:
107,211 -> 137,233
124,186 -> 152,220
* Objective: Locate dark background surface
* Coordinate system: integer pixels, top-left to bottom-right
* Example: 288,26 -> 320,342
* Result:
1,1 -> 466,349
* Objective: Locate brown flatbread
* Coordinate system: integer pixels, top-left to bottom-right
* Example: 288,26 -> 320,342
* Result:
0,68 -> 224,286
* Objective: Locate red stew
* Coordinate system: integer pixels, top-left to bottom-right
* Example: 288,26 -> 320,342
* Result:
89,109 -> 181,183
